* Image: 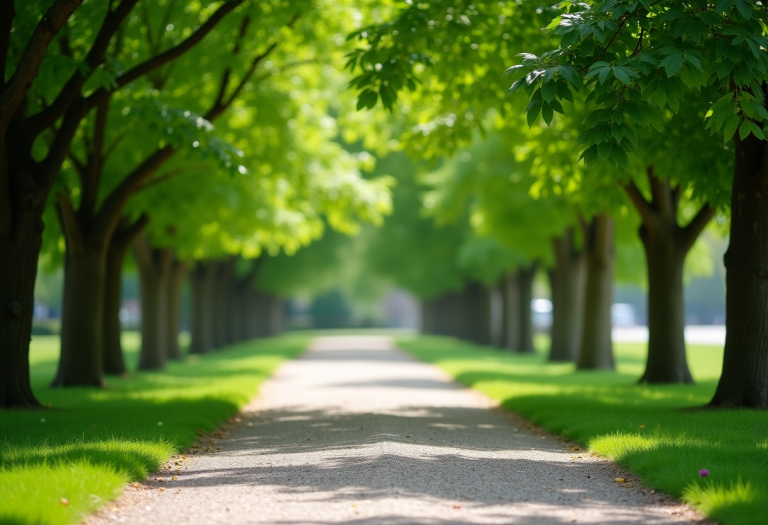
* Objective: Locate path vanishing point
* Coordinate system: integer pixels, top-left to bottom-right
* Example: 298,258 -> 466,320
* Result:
87,336 -> 707,525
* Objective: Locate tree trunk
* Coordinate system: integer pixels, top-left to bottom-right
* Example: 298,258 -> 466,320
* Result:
103,216 -> 148,375
189,261 -> 217,354
516,262 -> 538,353
243,288 -> 259,340
643,243 -> 690,382
420,300 -> 435,334
577,214 -> 615,370
430,294 -> 453,336
549,230 -> 585,362
53,246 -> 107,387
710,134 -> 768,408
501,272 -> 521,350
622,168 -> 714,383
269,295 -> 283,336
463,281 -> 491,346
52,194 -> 111,388
134,236 -> 173,371
166,257 -> 187,360
212,259 -> 234,349
0,210 -> 45,407
228,287 -> 246,343
251,289 -> 273,338
103,242 -> 127,376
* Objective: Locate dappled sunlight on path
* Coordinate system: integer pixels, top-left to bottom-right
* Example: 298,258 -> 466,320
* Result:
87,336 -> 706,524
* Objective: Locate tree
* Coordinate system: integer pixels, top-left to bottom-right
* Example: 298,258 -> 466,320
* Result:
507,0 -> 767,403
1,0 -> 247,406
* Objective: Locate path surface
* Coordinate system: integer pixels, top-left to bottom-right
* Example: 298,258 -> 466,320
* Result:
89,336 -> 705,525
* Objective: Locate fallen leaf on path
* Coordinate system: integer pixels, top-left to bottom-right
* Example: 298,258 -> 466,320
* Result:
613,478 -> 625,483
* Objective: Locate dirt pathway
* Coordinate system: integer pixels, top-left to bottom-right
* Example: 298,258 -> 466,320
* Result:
88,336 -> 705,524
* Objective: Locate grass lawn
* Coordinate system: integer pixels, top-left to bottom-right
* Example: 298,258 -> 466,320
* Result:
0,333 -> 309,525
398,335 -> 768,525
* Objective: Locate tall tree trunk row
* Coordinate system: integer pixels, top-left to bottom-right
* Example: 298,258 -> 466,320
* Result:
577,213 -> 616,371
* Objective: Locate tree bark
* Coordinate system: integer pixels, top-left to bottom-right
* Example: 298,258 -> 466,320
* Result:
0,206 -> 45,407
577,214 -> 615,370
644,243 -> 689,383
134,235 -> 173,371
243,288 -> 259,340
516,262 -> 538,353
103,216 -> 148,375
549,230 -> 585,362
710,133 -> 768,408
269,295 -> 283,336
166,257 -> 187,359
212,259 -> 235,349
621,168 -> 714,383
420,299 -> 435,334
228,286 -> 245,344
463,281 -> 491,346
500,272 -> 521,350
431,294 -> 454,337
189,261 -> 217,354
52,196 -> 108,388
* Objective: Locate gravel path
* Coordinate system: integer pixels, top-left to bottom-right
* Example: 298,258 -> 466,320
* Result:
88,336 -> 706,524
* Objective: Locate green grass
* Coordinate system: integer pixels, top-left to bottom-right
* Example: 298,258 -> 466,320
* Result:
1,332 -> 309,525
397,334 -> 768,525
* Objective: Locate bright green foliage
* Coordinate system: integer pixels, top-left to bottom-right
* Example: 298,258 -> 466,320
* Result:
345,1 -> 556,157
424,131 -> 576,266
401,335 -> 768,525
0,333 -> 308,525
32,0 -> 394,265
508,0 -> 768,169
360,152 -> 468,298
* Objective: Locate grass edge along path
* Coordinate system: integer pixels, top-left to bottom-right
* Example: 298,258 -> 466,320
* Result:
397,335 -> 768,525
0,334 -> 310,525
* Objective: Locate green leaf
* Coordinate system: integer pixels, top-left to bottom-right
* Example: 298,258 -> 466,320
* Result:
735,0 -> 751,20
724,114 -> 740,141
558,65 -> 578,84
557,83 -> 574,103
504,64 -> 525,76
612,124 -> 625,143
613,66 -> 637,84
356,90 -> 378,110
685,54 -> 703,71
507,78 -> 526,94
613,146 -> 630,170
715,0 -> 733,12
739,119 -> 752,139
661,55 -> 685,77
597,141 -> 612,160
527,100 -> 542,127
747,120 -> 766,140
542,103 -> 554,125
541,81 -> 558,102
550,98 -> 565,114
711,91 -> 735,111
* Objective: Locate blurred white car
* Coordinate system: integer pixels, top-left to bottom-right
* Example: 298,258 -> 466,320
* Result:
611,303 -> 637,327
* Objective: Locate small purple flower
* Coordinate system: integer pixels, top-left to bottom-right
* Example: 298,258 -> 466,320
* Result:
699,469 -> 709,478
